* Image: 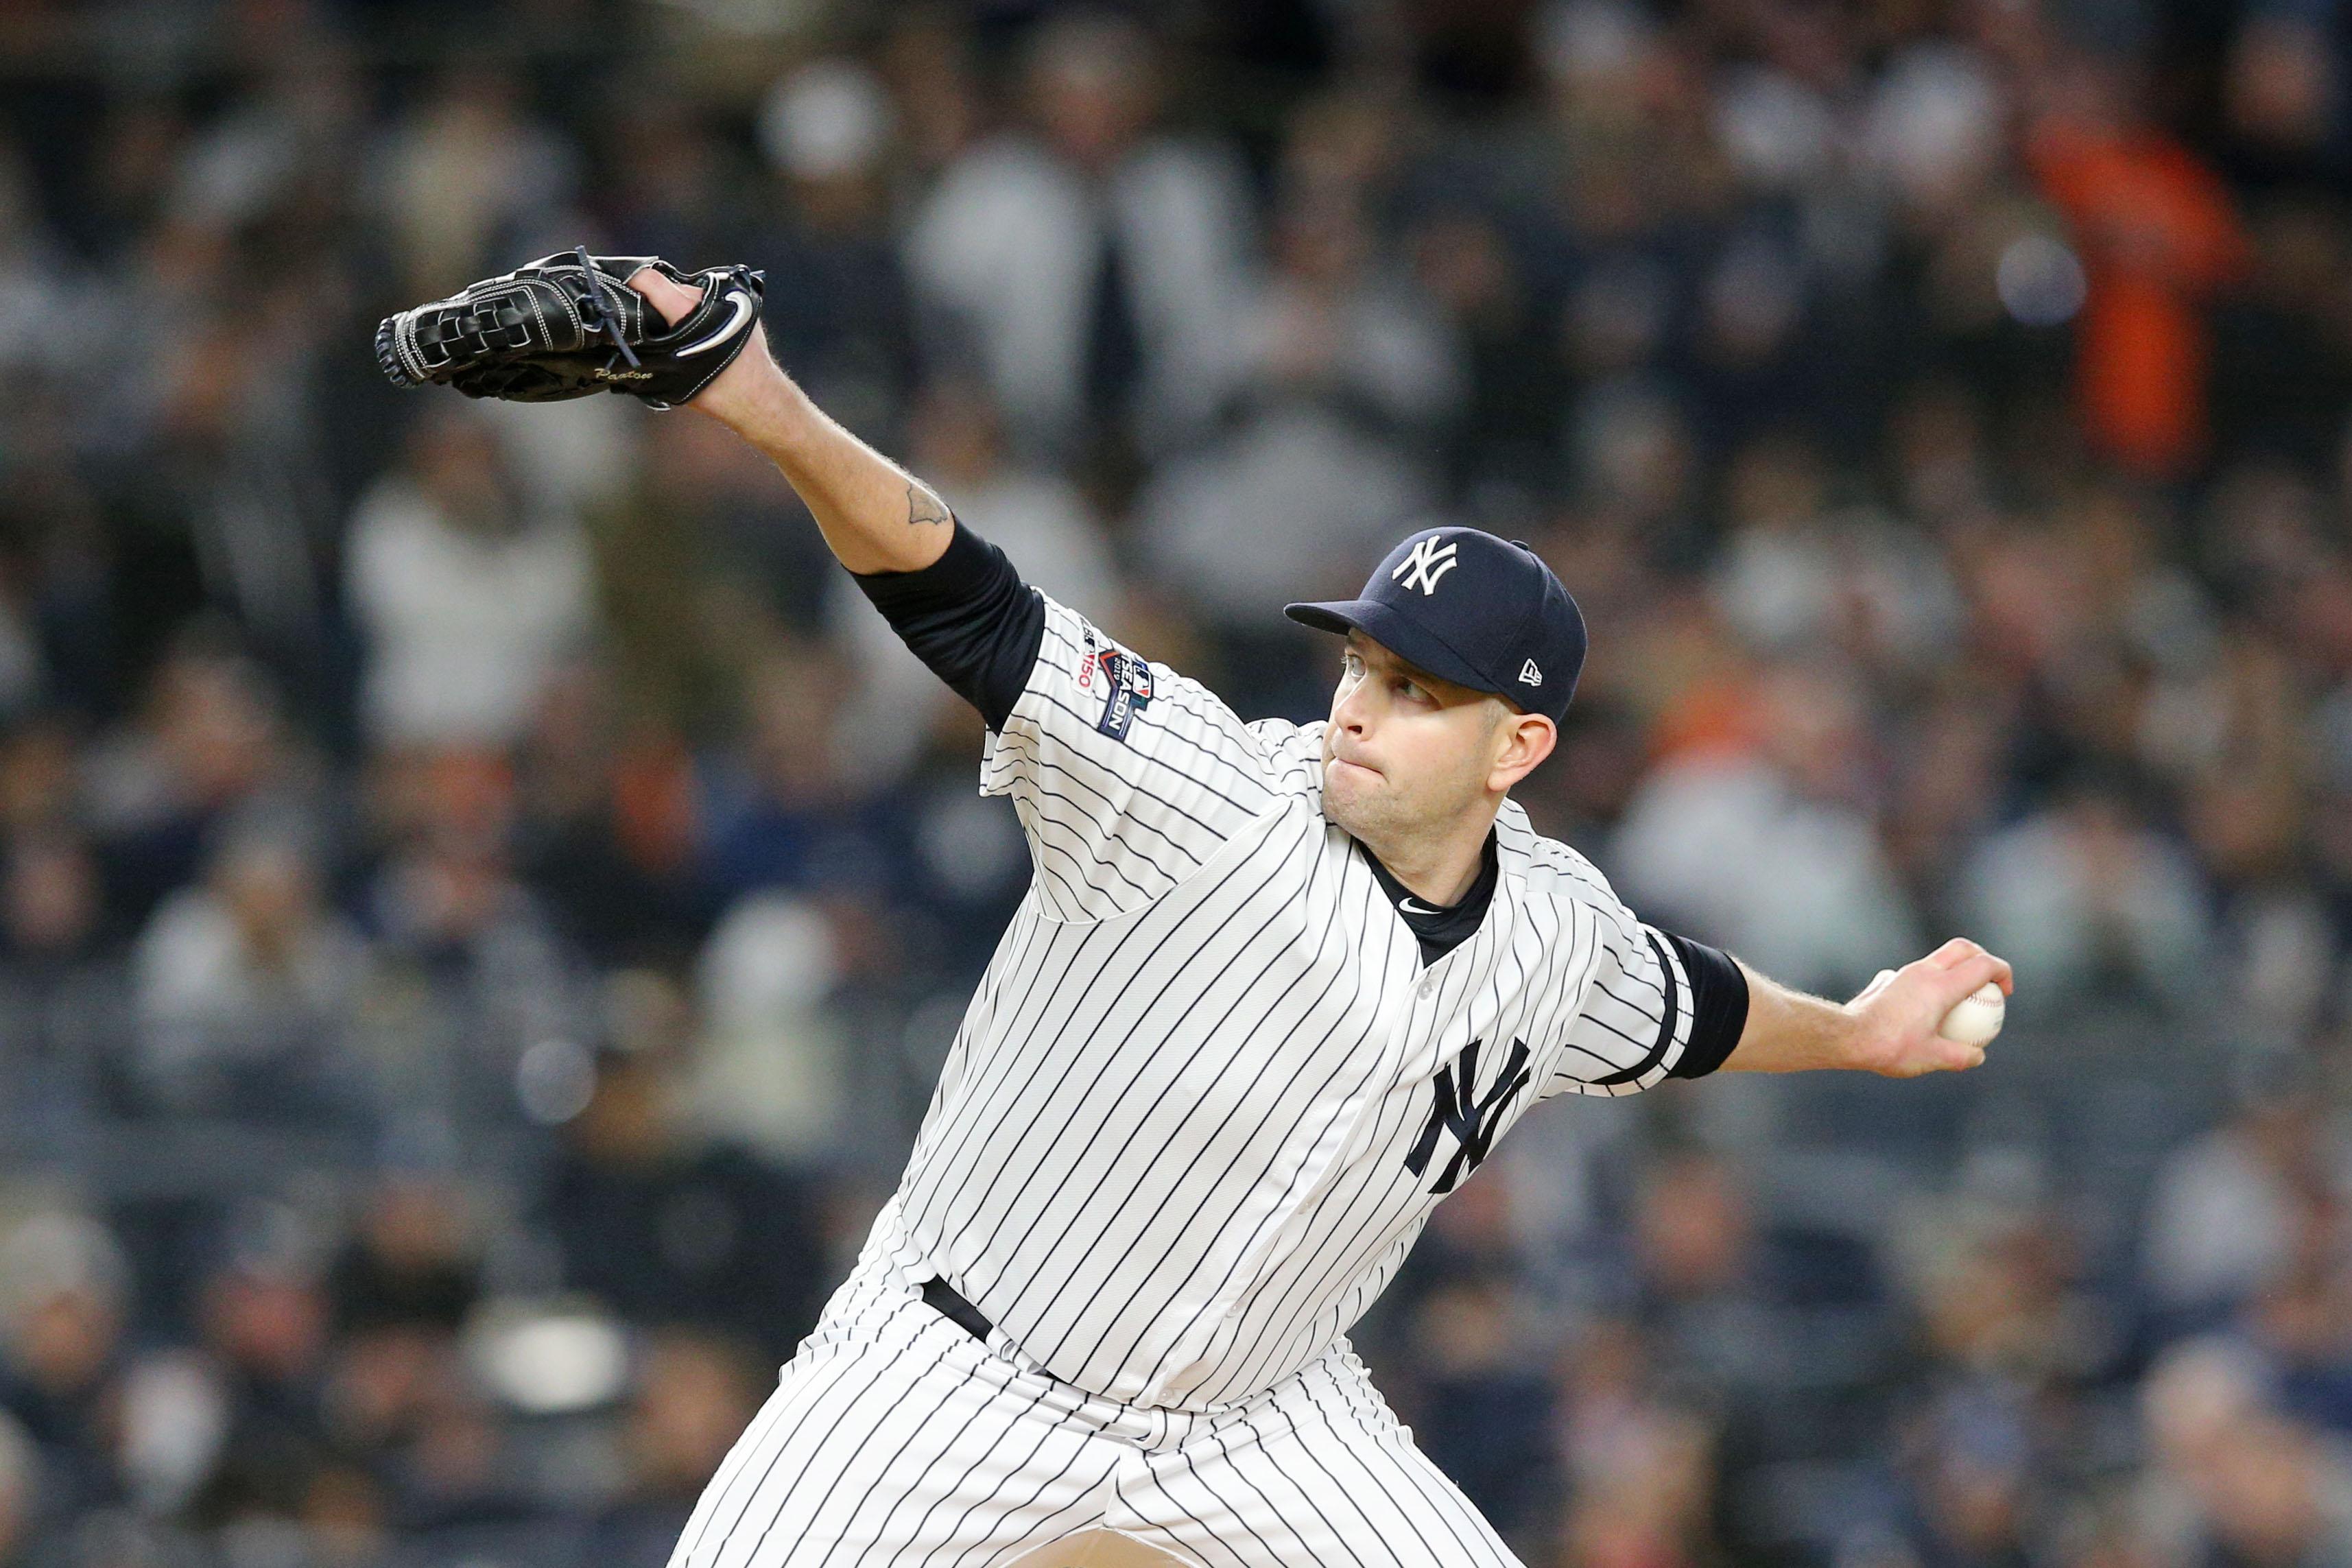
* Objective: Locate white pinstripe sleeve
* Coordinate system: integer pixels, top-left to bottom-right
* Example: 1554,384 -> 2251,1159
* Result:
1533,879 -> 1702,1100
980,595 -> 1283,921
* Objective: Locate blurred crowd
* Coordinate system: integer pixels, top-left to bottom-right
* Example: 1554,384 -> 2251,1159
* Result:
1,0 -> 2351,1564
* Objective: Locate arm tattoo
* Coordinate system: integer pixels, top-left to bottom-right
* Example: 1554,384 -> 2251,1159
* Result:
907,484 -> 951,530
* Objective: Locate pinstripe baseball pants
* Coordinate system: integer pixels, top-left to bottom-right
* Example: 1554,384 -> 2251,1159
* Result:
663,1203 -> 1524,1568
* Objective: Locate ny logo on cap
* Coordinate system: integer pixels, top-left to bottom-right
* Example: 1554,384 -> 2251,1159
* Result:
1392,537 -> 1459,596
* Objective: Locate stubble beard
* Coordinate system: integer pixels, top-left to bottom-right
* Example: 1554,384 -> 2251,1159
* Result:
1321,743 -> 1480,862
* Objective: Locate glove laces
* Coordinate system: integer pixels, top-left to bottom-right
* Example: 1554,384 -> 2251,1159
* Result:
571,244 -> 642,369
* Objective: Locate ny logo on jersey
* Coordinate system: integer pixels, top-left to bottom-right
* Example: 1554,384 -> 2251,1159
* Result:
1404,1037 -> 1532,1194
1391,537 -> 1459,596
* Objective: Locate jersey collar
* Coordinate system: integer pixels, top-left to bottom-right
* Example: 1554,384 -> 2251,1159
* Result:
1357,830 -> 1501,968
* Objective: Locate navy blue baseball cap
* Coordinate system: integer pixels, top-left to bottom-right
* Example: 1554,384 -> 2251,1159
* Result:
1285,527 -> 1587,724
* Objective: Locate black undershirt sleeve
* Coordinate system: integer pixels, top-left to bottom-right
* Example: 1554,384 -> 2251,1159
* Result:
849,521 -> 1046,733
1661,931 -> 1750,1078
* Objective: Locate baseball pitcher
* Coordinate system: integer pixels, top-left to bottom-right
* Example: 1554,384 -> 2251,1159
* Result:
378,254 -> 2012,1567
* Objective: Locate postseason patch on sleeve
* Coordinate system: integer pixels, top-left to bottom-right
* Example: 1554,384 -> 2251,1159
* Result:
1082,636 -> 1153,741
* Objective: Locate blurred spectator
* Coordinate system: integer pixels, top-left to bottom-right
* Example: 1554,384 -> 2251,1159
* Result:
344,405 -> 595,750
1374,1172 -> 1558,1546
184,1209 -> 336,1526
372,66 -> 581,298
694,643 -> 883,905
1612,661 -> 1919,994
2137,1340 -> 2352,1568
2244,1247 -> 2352,1438
514,656 -> 700,966
589,405 -> 832,737
1412,200 -> 1572,502
1141,134 -> 1462,628
1414,1274 -> 1558,1547
0,833 -> 100,974
0,1213 -> 130,1518
905,10 -> 1254,467
0,139 -> 95,389
1908,1191 -> 2110,1393
580,1331 -> 765,1568
750,60 -> 920,447
2209,202 -> 2352,468
132,822 -> 370,1121
597,93 -> 735,270
899,381 -> 1118,615
326,1177 -> 480,1339
1709,435 -> 1964,671
691,889 -> 846,1164
83,636 -> 311,933
537,1043 -> 827,1362
2029,54 -> 2248,477
1956,774 -> 2209,1008
163,28 -> 363,242
1552,1314 -> 1720,1568
365,749 -> 585,1124
316,1178 -> 482,1540
874,707 -> 1034,986
1630,1152 -> 1787,1390
2140,1057 -> 2344,1327
0,830 -> 117,1136
2220,8 -> 2349,185
1893,1386 -> 2041,1568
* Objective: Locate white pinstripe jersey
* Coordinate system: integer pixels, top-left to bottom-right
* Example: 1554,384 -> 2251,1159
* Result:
892,596 -> 1702,1412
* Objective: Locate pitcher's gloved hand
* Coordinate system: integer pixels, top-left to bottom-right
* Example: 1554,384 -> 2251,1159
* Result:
375,248 -> 766,410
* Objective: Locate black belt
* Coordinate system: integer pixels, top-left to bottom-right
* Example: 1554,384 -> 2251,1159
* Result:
920,1276 -> 994,1342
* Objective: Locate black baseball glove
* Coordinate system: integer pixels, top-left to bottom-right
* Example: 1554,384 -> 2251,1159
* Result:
374,248 -> 765,409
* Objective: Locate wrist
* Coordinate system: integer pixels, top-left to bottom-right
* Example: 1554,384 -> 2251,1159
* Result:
697,352 -> 807,444
1835,1001 -> 1899,1075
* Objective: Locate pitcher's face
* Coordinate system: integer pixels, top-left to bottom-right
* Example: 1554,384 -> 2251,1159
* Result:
1320,632 -> 1514,846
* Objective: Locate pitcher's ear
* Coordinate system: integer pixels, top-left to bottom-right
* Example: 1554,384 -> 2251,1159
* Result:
1491,711 -> 1556,792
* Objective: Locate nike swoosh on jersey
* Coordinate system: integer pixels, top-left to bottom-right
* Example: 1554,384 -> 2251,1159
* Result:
1398,898 -> 1442,915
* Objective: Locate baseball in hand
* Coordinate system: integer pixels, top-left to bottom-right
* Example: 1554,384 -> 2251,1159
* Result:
1937,982 -> 2006,1046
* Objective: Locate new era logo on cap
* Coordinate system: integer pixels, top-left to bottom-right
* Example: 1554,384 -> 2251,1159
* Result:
1519,660 -> 1542,686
